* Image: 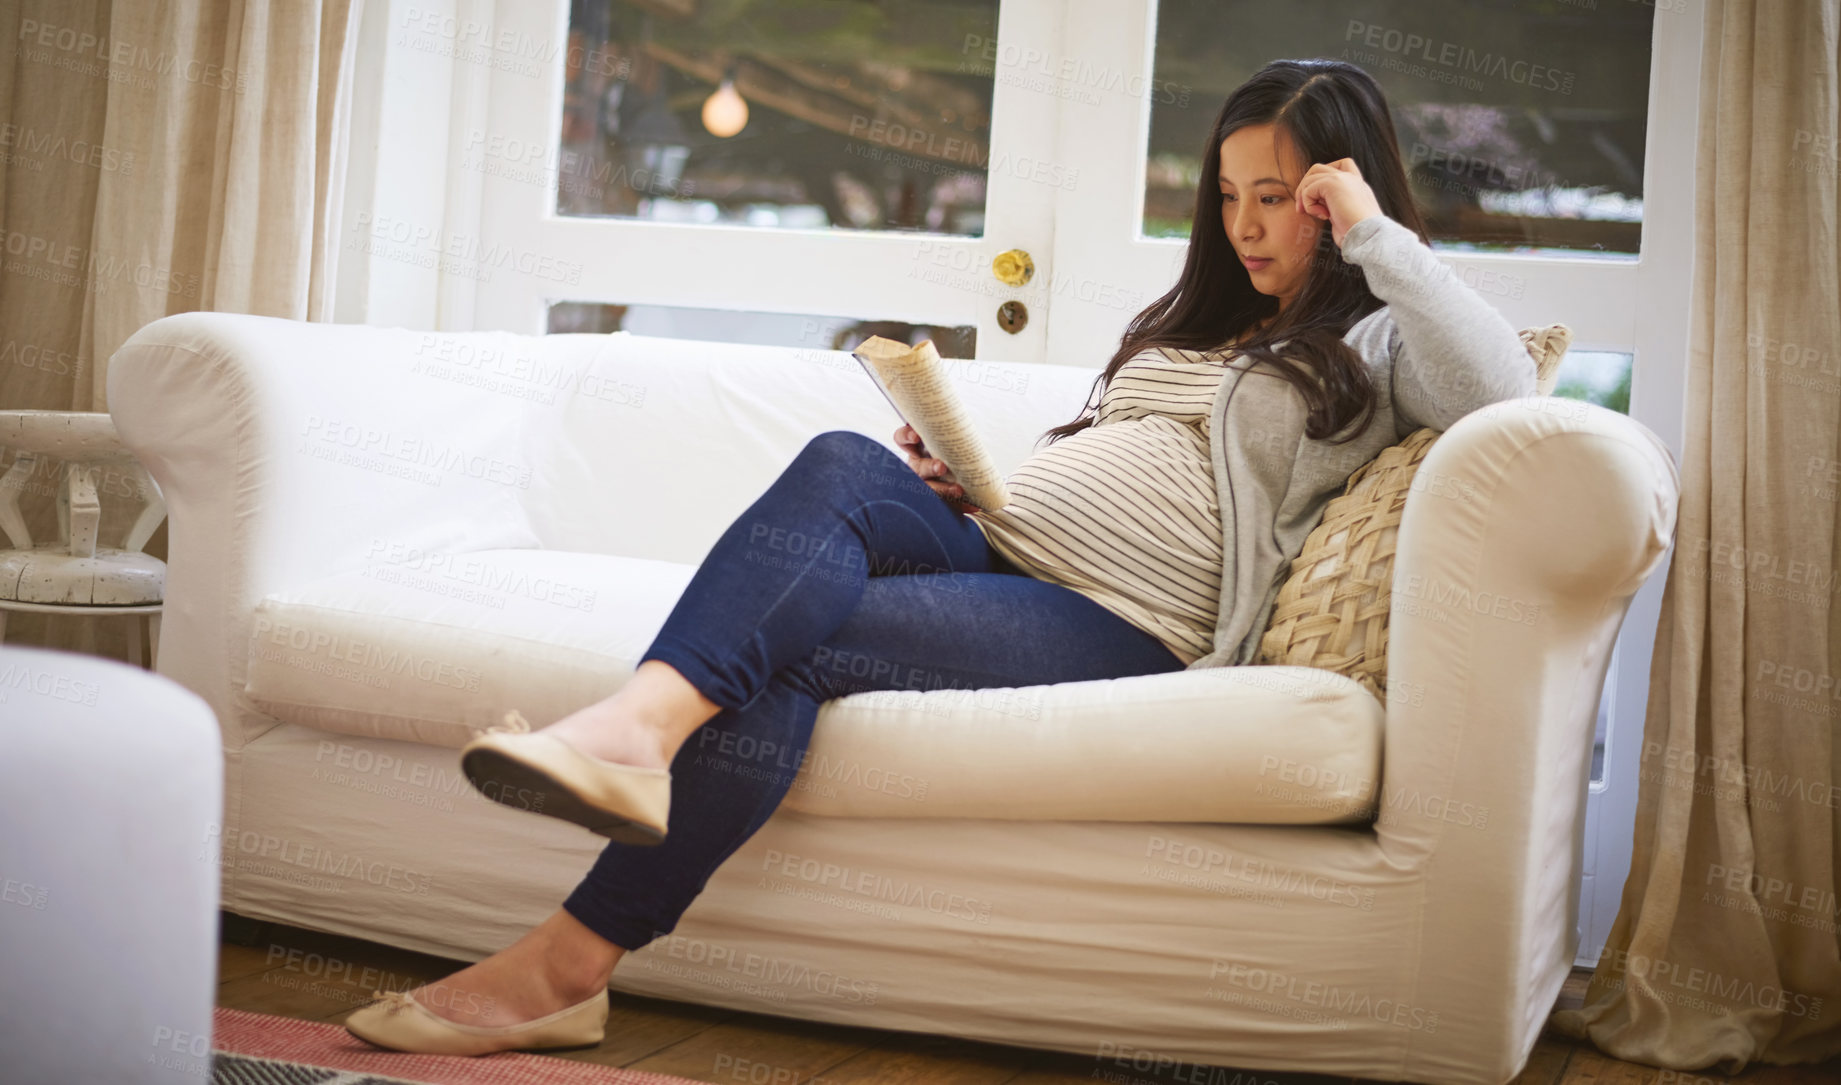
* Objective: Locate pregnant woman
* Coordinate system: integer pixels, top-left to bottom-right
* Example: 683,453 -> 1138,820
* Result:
346,57 -> 1534,1056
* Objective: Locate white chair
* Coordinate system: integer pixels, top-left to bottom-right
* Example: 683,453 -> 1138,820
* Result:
0,643 -> 222,1084
0,411 -> 167,667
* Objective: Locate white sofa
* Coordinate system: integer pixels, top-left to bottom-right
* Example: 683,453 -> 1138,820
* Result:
107,312 -> 1678,1085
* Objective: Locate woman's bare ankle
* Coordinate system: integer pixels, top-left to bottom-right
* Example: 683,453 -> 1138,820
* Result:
534,910 -> 624,999
404,912 -> 619,1026
543,701 -> 671,769
540,661 -> 721,770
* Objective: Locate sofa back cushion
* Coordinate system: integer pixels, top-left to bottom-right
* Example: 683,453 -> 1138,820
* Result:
525,332 -> 1091,565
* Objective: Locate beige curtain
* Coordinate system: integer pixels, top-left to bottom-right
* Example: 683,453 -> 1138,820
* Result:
1550,0 -> 1841,1071
0,0 -> 359,661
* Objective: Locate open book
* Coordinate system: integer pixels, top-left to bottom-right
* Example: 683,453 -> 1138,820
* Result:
850,336 -> 1011,512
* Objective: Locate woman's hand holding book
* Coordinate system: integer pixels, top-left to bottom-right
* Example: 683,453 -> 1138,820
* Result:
896,423 -> 976,514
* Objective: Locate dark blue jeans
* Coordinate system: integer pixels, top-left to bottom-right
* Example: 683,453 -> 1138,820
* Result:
561,430 -> 1185,949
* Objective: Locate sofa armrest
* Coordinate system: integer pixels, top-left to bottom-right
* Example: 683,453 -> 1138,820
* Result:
106,313 -> 588,748
1376,395 -> 1678,1059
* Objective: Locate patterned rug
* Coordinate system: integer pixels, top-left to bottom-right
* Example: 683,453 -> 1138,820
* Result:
213,1051 -> 432,1084
212,1008 -> 706,1085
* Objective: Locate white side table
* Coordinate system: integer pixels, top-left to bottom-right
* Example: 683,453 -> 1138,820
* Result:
0,411 -> 166,668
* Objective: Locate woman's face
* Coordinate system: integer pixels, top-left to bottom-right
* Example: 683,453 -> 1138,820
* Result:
1218,123 -> 1322,313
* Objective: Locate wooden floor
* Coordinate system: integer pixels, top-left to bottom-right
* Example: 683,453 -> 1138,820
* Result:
216,917 -> 1839,1085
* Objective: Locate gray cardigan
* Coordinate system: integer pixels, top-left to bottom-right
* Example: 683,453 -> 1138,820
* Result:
1186,212 -> 1538,670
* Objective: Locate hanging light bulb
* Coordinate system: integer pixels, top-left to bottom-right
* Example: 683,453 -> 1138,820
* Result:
702,70 -> 748,138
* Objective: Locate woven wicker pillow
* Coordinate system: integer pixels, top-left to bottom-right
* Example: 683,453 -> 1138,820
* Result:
1254,325 -> 1573,699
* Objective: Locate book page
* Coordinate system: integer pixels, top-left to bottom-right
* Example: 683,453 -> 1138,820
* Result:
851,336 -> 1011,511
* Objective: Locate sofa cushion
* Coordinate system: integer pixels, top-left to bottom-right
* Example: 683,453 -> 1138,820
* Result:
524,332 -> 1081,567
245,548 -> 694,749
775,664 -> 1381,823
1256,325 -> 1573,697
245,548 -> 1383,824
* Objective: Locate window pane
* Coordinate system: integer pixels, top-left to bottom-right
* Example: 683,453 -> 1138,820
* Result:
1551,350 -> 1632,414
555,0 -> 999,236
547,301 -> 977,356
1592,641 -> 1619,787
1144,0 -> 1653,255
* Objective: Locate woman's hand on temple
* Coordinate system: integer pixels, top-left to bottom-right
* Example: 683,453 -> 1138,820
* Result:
895,423 -> 975,513
1295,158 -> 1384,249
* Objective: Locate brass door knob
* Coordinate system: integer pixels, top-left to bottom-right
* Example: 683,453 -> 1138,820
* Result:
992,249 -> 1034,286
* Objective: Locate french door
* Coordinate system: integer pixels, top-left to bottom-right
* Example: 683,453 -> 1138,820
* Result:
467,0 -> 1066,360
429,0 -> 1698,967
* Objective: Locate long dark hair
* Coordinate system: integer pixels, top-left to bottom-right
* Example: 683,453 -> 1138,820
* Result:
1040,59 -> 1428,447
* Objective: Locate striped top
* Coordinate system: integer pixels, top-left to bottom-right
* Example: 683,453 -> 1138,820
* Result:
968,345 -> 1237,664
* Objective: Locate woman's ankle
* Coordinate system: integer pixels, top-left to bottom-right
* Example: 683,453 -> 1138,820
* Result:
541,960 -> 616,1005
626,661 -> 723,751
538,660 -> 722,770
543,702 -> 672,770
532,910 -> 624,999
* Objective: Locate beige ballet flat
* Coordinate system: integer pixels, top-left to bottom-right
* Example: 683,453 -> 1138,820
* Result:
344,987 -> 608,1056
460,709 -> 671,844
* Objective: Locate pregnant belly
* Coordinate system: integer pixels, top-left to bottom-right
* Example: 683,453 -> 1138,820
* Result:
973,416 -> 1222,610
